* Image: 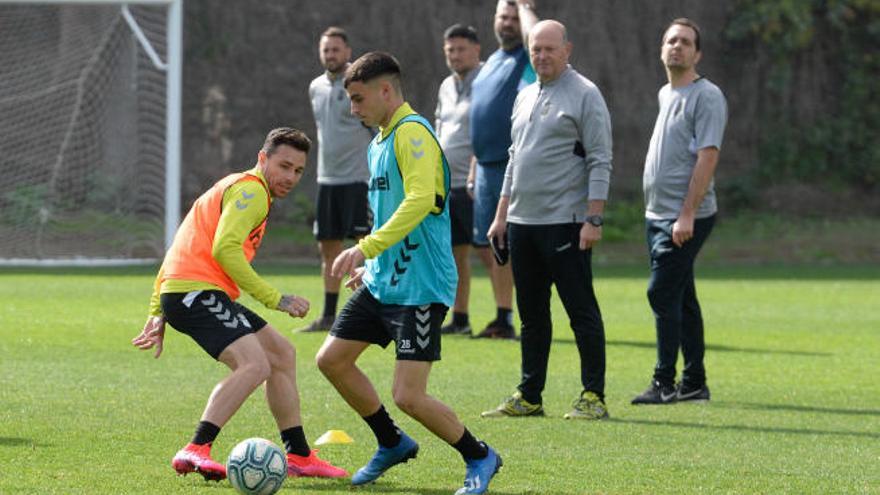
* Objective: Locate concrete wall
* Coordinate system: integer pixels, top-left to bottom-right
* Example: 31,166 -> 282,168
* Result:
177,1 -> 825,219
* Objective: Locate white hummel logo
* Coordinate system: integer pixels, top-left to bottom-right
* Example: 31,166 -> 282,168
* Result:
182,290 -> 203,308
415,310 -> 431,324
238,314 -> 251,328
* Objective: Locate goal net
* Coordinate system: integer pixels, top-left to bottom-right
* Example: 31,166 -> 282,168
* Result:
0,0 -> 181,265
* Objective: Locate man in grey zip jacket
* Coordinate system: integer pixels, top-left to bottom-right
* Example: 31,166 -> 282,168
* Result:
481,20 -> 612,420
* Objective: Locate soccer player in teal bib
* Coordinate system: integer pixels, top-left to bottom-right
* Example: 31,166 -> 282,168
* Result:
316,52 -> 502,495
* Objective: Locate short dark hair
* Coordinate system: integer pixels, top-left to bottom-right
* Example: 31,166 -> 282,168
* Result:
321,26 -> 348,45
343,51 -> 402,89
262,127 -> 311,155
444,23 -> 479,44
665,17 -> 701,51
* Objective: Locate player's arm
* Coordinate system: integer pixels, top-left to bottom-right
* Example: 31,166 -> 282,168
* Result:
212,180 -> 282,310
579,87 -> 613,249
135,262 -> 167,358
673,89 -> 727,247
147,262 -> 165,317
434,94 -> 443,137
490,148 -> 515,249
516,0 -> 539,47
673,148 -> 719,247
357,123 -> 440,258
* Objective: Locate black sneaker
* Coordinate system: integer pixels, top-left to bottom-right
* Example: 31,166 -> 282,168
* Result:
676,382 -> 710,402
473,319 -> 516,340
441,322 -> 472,335
631,380 -> 677,405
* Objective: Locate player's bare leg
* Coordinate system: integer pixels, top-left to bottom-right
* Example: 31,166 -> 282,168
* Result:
391,360 -> 464,442
474,247 -> 515,339
256,325 -> 347,478
205,333 -> 272,425
317,336 -> 421,484
477,247 -> 513,314
172,334 -> 269,480
298,240 -> 344,332
389,360 -> 503,495
255,325 -> 301,429
316,336 -> 382,415
320,239 -> 344,297
443,245 -> 473,335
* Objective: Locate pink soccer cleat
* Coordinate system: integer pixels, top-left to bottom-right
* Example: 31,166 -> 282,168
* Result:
171,442 -> 227,481
286,450 -> 348,478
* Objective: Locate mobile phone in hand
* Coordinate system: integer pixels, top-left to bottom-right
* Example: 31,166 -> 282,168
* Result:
490,235 -> 509,265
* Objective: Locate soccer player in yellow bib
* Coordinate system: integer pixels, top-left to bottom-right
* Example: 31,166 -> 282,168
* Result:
131,128 -> 346,482
316,52 -> 502,495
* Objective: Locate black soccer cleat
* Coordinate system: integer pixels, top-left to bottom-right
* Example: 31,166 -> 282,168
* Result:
631,380 -> 677,405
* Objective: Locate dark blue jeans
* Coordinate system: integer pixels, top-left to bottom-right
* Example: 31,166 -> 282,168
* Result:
509,222 -> 606,403
646,215 -> 715,387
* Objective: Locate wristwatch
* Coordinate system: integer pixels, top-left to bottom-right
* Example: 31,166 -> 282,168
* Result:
466,181 -> 475,190
586,215 -> 603,227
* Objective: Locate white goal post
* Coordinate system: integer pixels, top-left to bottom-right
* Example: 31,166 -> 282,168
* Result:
0,0 -> 181,266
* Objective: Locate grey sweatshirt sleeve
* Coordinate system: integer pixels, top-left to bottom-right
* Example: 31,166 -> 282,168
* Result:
501,145 -> 514,197
434,94 -> 442,137
581,87 -> 613,201
694,85 -> 727,151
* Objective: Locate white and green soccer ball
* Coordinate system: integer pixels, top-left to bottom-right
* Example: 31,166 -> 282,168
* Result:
226,438 -> 287,495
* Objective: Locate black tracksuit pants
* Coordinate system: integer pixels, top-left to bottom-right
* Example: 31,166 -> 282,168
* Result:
508,222 -> 606,404
646,214 -> 715,387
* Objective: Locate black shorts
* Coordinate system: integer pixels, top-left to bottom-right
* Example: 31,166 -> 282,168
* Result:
313,183 -> 372,241
161,290 -> 268,360
330,286 -> 447,361
448,186 -> 474,247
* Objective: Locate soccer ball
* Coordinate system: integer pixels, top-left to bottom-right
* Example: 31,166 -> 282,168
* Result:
226,438 -> 287,495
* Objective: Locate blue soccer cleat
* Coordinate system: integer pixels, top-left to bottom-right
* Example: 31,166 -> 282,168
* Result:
455,443 -> 503,494
351,432 -> 419,485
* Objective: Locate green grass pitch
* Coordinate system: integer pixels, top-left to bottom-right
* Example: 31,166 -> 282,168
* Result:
1,263 -> 878,494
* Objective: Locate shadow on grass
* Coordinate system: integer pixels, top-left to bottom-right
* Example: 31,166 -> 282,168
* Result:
610,418 -> 879,439
0,437 -> 37,447
565,339 -> 832,357
717,401 -> 880,417
293,481 -> 554,495
592,263 -> 880,281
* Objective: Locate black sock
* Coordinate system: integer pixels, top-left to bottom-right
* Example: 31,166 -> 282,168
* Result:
280,426 -> 311,457
362,405 -> 401,448
452,428 -> 488,460
323,292 -> 339,318
191,420 -> 221,446
452,311 -> 469,327
497,307 -> 513,327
